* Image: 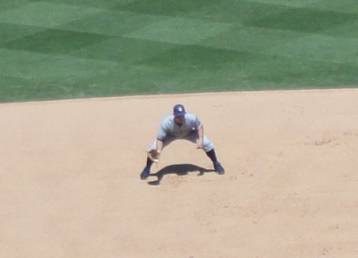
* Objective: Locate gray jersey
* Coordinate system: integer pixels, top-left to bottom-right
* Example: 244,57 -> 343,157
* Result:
157,113 -> 202,141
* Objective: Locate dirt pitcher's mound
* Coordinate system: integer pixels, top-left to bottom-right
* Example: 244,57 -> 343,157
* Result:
1,89 -> 358,258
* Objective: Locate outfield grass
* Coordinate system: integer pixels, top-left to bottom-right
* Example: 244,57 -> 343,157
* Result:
0,0 -> 357,102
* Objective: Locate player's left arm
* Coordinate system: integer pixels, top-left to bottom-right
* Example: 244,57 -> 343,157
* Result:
197,124 -> 204,149
195,115 -> 204,149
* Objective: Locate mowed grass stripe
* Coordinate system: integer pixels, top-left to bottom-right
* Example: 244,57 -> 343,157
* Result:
57,10 -> 168,37
322,19 -> 358,39
52,5 -> 358,40
249,5 -> 357,33
117,0 -> 287,24
124,16 -> 233,45
0,75 -> 72,102
248,0 -> 358,14
3,27 -> 113,55
0,0 -> 32,12
309,0 -> 358,14
0,48 -> 118,81
0,22 -> 46,45
115,0 -> 221,17
0,2 -> 102,28
244,0 -> 322,9
69,37 -> 178,64
0,21 -> 178,65
135,43 -> 358,85
117,0 -> 357,26
266,34 -> 358,65
40,0 -> 135,10
200,25 -> 358,65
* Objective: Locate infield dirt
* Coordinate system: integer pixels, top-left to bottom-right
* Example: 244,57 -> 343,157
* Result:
1,89 -> 358,258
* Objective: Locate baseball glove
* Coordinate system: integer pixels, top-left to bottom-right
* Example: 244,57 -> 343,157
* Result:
147,149 -> 160,163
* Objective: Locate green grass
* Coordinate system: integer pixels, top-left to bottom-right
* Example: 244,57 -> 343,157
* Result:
0,0 -> 357,102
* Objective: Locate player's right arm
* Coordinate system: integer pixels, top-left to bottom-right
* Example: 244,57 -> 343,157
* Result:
156,139 -> 163,153
156,118 -> 169,153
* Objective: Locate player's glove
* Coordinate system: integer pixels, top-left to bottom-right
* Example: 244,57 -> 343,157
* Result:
147,149 -> 160,163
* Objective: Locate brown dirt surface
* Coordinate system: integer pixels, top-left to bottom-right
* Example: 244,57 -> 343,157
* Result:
1,89 -> 358,258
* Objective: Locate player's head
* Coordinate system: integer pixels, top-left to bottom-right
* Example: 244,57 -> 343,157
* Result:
173,104 -> 186,125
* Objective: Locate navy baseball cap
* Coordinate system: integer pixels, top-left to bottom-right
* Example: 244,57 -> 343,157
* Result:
173,104 -> 186,117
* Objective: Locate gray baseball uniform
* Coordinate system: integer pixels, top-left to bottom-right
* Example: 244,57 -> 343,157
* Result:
149,113 -> 214,152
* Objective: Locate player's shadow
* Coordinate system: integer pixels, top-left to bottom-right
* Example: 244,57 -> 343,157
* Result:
148,163 -> 215,185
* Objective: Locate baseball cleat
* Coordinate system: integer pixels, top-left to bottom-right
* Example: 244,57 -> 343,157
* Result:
140,166 -> 151,180
214,162 -> 225,175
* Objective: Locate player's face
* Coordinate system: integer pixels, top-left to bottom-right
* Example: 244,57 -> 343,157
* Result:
174,116 -> 185,126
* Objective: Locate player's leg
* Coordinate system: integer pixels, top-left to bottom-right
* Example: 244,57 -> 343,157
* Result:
206,149 -> 225,175
140,137 -> 174,179
186,134 -> 225,174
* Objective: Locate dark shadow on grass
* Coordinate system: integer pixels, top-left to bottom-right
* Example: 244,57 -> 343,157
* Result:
147,163 -> 215,185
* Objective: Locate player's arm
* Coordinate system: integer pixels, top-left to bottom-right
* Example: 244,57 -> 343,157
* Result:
156,120 -> 168,153
148,123 -> 166,163
156,139 -> 163,153
196,124 -> 204,149
195,115 -> 204,149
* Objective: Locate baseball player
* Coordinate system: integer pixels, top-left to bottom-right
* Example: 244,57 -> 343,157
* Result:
140,104 -> 225,180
